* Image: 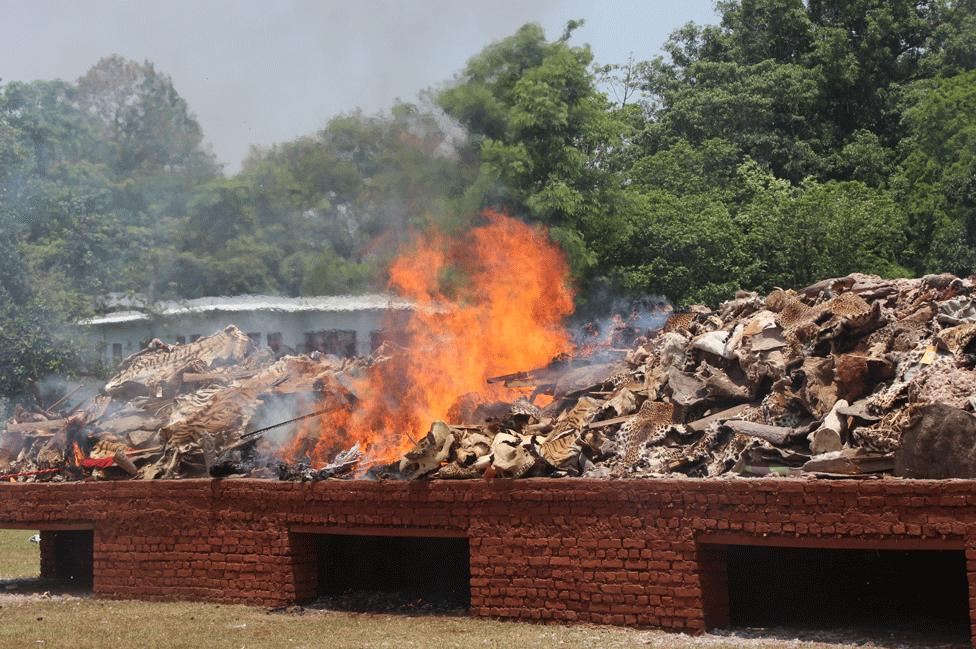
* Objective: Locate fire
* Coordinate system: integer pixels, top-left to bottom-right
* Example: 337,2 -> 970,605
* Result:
72,441 -> 85,466
288,210 -> 575,466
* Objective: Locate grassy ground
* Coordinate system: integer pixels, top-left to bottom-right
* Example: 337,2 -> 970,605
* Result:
0,527 -> 38,578
0,598 -> 754,649
2,597 -> 948,649
0,530 -> 964,649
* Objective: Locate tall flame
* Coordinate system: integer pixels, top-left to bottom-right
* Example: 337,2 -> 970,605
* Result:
288,210 -> 575,466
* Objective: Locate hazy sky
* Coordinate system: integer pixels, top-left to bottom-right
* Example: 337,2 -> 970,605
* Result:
2,1 -> 716,172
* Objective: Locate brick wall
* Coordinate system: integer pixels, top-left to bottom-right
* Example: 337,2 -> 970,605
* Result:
38,530 -> 56,579
2,478 -> 975,644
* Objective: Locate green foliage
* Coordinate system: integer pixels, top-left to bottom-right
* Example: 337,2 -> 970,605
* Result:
896,69 -> 976,274
609,190 -> 746,305
2,4 -> 976,399
630,139 -> 743,198
0,291 -> 87,398
737,163 -> 909,290
0,220 -> 89,398
643,58 -> 827,182
439,22 -> 629,279
76,55 -> 216,175
222,105 -> 474,296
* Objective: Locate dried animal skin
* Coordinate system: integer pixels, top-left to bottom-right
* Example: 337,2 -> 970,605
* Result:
161,386 -> 261,448
698,363 -> 752,402
660,312 -> 698,335
489,431 -> 539,477
105,326 -> 254,398
400,421 -> 456,480
605,387 -> 637,418
765,289 -> 877,348
896,404 -> 976,478
614,400 -> 675,474
795,356 -> 839,418
936,323 -> 976,357
539,396 -> 603,472
507,397 -> 542,420
908,359 -> 976,410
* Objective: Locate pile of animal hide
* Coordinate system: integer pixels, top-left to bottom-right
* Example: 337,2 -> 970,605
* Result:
0,326 -> 367,481
396,272 -> 976,480
4,272 -> 976,483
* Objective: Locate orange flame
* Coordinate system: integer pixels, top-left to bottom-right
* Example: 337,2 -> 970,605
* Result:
72,442 -> 85,465
289,211 -> 575,466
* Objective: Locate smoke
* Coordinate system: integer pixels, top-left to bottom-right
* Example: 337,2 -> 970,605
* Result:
570,277 -> 673,349
247,395 -> 300,445
34,375 -> 101,411
4,1 -> 718,171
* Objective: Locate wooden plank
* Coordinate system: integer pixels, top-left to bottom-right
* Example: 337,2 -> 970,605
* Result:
586,415 -> 631,430
486,371 -> 530,385
503,379 -> 547,388
183,369 -> 258,383
5,419 -> 66,434
802,452 -> 893,475
686,403 -> 756,433
722,420 -> 799,445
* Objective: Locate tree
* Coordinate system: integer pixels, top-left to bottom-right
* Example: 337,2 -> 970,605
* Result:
0,210 -> 88,400
76,55 -> 217,175
608,189 -> 747,305
640,0 -> 976,185
226,104 -> 473,297
438,22 -> 630,281
896,69 -> 976,274
738,162 -> 909,290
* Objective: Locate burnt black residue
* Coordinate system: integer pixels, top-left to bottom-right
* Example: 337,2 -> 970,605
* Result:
726,545 -> 970,643
314,534 -> 470,613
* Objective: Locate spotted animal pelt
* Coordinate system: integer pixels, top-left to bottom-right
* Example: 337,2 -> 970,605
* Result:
612,400 -> 675,475
765,289 -> 880,350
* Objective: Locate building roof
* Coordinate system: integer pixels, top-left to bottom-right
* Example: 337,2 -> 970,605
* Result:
80,294 -> 415,327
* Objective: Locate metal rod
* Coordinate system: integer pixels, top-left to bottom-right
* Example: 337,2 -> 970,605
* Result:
240,407 -> 334,439
46,385 -> 83,412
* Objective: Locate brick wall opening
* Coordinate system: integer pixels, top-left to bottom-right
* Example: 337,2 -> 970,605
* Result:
712,544 -> 970,644
311,533 -> 470,611
39,530 -> 94,590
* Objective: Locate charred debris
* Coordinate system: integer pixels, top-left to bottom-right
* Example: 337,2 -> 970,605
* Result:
3,272 -> 976,483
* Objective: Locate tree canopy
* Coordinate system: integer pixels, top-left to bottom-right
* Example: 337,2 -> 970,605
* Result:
2,1 -> 976,400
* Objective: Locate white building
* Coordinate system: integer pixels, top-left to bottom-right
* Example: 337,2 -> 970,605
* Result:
80,294 -> 414,365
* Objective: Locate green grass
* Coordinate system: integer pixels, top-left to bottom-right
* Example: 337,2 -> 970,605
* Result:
0,599 -> 892,649
0,600 -> 747,649
0,528 -> 38,579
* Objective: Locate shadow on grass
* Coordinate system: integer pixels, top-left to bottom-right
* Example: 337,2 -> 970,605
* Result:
709,624 -> 970,649
0,576 -> 91,598
272,590 -> 467,618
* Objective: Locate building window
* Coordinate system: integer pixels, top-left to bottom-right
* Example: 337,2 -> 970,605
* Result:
112,343 -> 123,361
247,332 -> 261,346
370,330 -> 384,352
305,330 -> 357,357
267,332 -> 282,350
370,328 -> 408,351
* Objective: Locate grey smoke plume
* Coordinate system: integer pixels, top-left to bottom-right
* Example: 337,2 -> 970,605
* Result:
1,0 -> 717,171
